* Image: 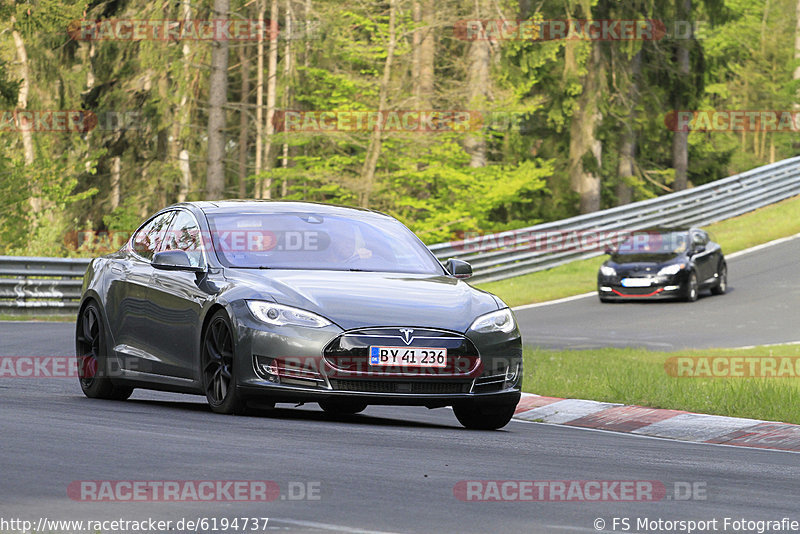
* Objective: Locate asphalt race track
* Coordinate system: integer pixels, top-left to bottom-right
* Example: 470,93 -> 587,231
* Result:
1,237 -> 799,533
515,236 -> 800,351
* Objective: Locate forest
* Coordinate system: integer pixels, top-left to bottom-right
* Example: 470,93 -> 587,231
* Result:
0,0 -> 798,256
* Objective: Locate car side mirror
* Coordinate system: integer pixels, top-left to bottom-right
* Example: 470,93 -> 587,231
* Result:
445,258 -> 472,279
693,245 -> 706,254
153,250 -> 205,273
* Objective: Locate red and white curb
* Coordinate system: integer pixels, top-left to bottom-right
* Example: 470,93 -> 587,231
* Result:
514,393 -> 800,453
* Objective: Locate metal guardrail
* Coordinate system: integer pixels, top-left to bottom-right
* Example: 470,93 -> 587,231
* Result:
1,156 -> 799,312
0,256 -> 90,315
430,156 -> 800,283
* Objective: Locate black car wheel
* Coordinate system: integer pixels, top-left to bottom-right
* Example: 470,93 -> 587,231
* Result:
684,272 -> 699,302
710,263 -> 727,295
453,401 -> 516,430
202,310 -> 248,414
318,399 -> 368,415
76,302 -> 134,400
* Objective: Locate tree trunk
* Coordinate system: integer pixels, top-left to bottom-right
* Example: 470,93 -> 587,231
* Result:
173,0 -> 193,203
568,42 -> 603,214
412,0 -> 434,108
10,18 -> 38,215
281,0 -> 294,197
206,0 -> 231,199
238,43 -> 251,198
178,149 -> 192,202
616,51 -> 642,206
463,8 -> 490,168
255,0 -> 265,198
110,156 -> 121,210
260,0 -> 279,199
359,0 -> 397,207
672,0 -> 692,191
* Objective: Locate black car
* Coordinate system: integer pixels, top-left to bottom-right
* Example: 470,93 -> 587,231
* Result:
75,201 -> 522,429
597,227 -> 727,302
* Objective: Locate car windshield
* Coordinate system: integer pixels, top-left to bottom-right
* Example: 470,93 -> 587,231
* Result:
205,212 -> 445,274
615,231 -> 689,255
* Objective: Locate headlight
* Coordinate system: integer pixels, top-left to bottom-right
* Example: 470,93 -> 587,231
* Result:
469,308 -> 516,334
657,263 -> 685,276
599,265 -> 616,276
246,301 -> 332,328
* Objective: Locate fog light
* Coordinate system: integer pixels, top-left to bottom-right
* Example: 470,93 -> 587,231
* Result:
664,285 -> 680,291
599,286 -> 612,292
504,363 -> 520,388
254,355 -> 280,383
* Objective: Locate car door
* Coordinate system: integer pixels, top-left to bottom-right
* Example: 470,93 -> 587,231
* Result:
689,229 -> 715,284
146,209 -> 211,379
106,210 -> 176,375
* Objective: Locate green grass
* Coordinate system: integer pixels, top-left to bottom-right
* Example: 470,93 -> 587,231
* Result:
0,314 -> 75,322
478,194 -> 800,307
523,344 -> 800,424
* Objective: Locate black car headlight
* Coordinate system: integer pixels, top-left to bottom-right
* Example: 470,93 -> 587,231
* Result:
468,308 -> 516,334
246,301 -> 332,328
657,263 -> 685,276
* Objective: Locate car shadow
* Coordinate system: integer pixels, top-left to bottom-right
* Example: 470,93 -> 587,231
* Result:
115,397 -> 460,430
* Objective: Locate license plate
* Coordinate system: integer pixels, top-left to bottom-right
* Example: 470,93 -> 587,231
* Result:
621,278 -> 652,287
369,346 -> 447,368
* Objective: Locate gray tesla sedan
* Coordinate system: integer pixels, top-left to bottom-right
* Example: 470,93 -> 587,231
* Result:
76,201 -> 522,429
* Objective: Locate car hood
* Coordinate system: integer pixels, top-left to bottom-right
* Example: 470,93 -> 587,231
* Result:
610,253 -> 679,266
226,269 -> 500,332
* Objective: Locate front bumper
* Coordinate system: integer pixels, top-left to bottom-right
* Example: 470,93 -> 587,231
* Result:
231,301 -> 523,408
597,273 -> 686,299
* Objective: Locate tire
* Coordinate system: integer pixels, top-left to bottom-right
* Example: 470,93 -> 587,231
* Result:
684,271 -> 699,302
76,302 -> 134,400
453,402 -> 516,430
318,399 -> 368,415
202,310 -> 248,415
710,263 -> 727,295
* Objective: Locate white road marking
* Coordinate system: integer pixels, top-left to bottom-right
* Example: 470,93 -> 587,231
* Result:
726,231 -> 800,259
512,291 -> 596,311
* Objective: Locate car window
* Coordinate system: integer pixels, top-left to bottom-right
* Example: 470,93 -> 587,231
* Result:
163,210 -> 206,268
131,211 -> 176,261
205,212 -> 444,274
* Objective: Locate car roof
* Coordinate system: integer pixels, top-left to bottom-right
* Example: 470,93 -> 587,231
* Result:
174,200 -> 391,219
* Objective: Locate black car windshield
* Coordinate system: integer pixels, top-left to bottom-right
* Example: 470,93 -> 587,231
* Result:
615,230 -> 689,255
205,212 -> 445,274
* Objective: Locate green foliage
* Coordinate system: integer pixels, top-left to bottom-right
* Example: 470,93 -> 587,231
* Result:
0,0 -> 797,256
